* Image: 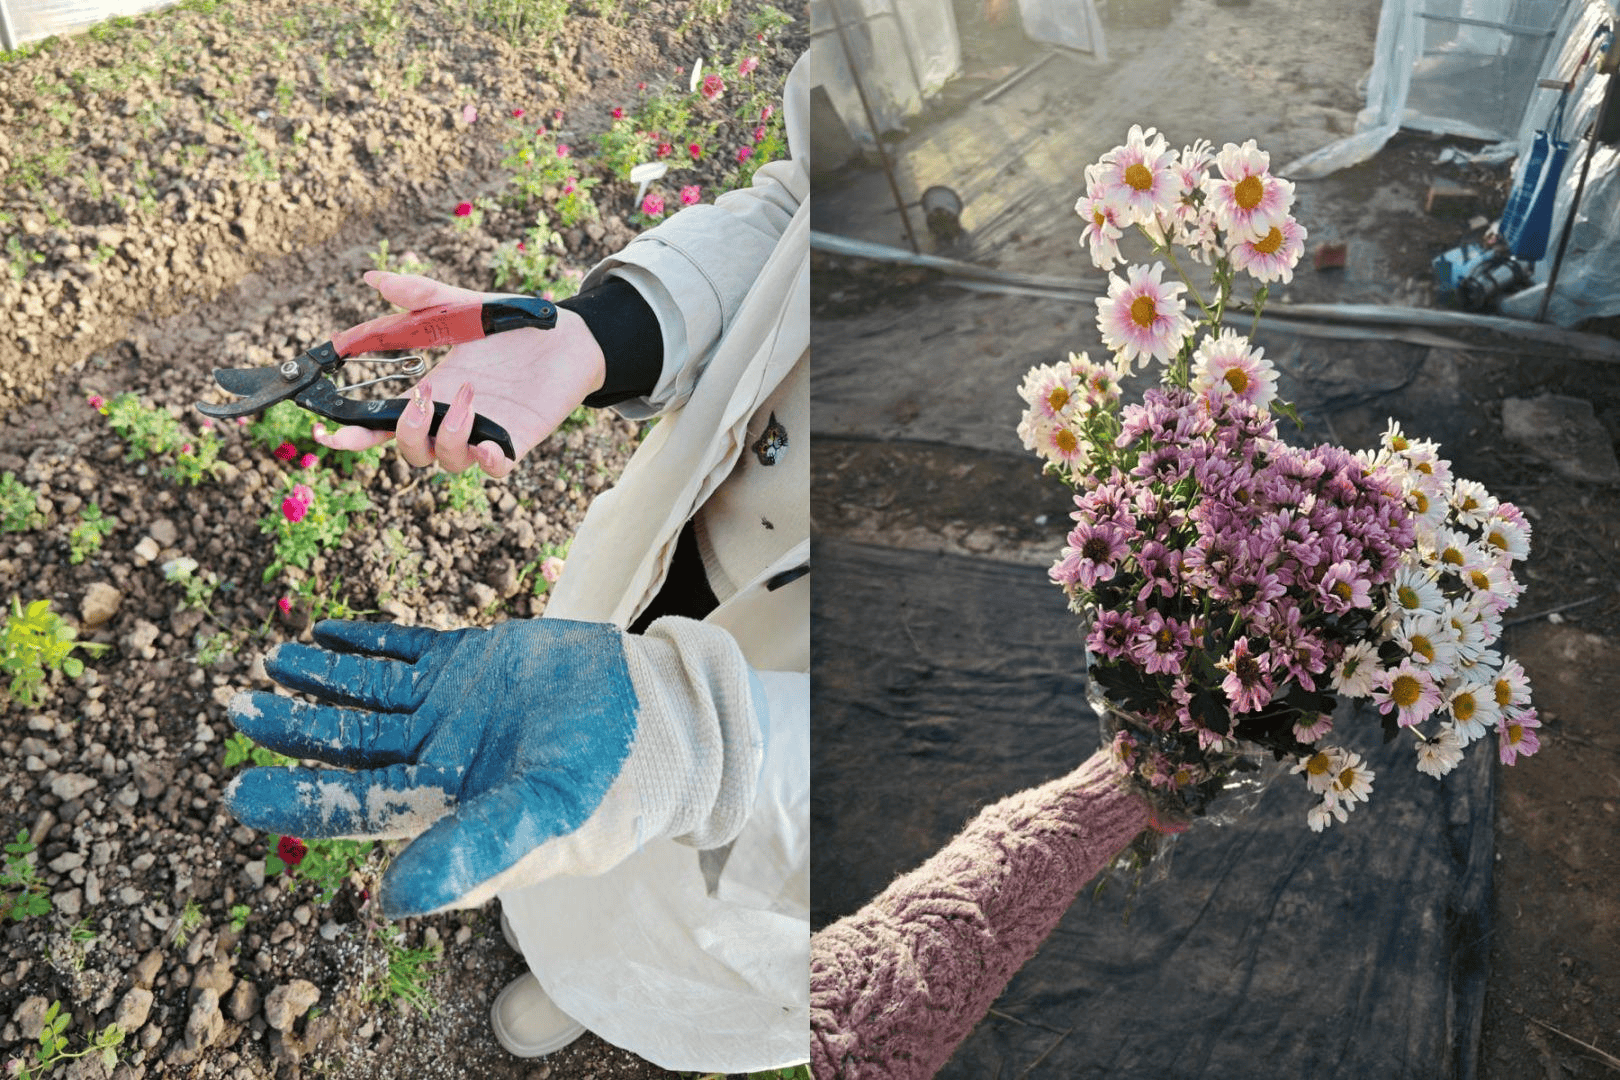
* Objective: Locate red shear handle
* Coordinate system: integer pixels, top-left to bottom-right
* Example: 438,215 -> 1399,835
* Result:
331,302 -> 488,358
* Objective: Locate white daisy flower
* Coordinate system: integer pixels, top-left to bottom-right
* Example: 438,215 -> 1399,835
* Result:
1443,671 -> 1501,744
1449,478 -> 1498,528
1291,746 -> 1345,795
1395,611 -> 1461,679
1415,726 -> 1465,778
1330,640 -> 1380,697
1480,514 -> 1531,563
1330,752 -> 1375,804
1389,562 -> 1446,618
1307,795 -> 1349,833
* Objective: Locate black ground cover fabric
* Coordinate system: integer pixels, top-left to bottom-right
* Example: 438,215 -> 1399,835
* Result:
812,537 -> 1493,1080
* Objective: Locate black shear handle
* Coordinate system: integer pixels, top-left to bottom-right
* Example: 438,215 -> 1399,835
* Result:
298,381 -> 517,460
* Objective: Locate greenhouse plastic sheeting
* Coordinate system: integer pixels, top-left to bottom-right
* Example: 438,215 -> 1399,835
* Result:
0,0 -> 175,49
1015,0 -> 1107,60
813,537 -> 1493,1079
1498,0 -> 1620,326
809,0 -> 961,146
1283,0 -> 1565,178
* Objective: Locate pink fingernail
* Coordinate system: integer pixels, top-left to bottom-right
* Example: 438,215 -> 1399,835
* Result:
411,381 -> 433,421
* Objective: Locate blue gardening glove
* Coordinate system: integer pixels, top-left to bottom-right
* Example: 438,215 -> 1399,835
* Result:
223,617 -> 765,918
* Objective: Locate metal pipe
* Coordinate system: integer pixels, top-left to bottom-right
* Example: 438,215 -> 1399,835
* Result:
828,0 -> 922,253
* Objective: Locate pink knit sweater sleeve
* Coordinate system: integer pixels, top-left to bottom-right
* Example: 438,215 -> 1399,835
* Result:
809,750 -> 1151,1079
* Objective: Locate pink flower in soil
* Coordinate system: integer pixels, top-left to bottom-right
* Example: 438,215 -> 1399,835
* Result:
679,185 -> 701,206
689,143 -> 702,160
200,418 -> 214,429
553,108 -> 564,121
535,126 -> 547,137
642,193 -> 666,217
517,241 -> 526,252
291,483 -> 314,506
541,556 -> 566,584
512,107 -> 525,119
281,496 -> 308,524
236,416 -> 250,426
180,443 -> 193,455
761,104 -> 774,122
637,81 -> 647,91
277,596 -> 292,615
739,56 -> 759,76
612,107 -> 625,120
701,73 -> 725,101
656,142 -> 673,158
1094,261 -> 1192,370
299,452 -> 318,469
86,393 -> 104,409
274,442 -> 297,461
736,145 -> 753,163
277,835 -> 307,869
462,104 -> 477,124
563,178 -> 578,195
753,124 -> 767,143
454,201 -> 473,218
556,144 -> 571,158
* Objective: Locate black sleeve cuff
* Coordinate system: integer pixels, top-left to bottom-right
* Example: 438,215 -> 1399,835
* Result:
556,276 -> 665,409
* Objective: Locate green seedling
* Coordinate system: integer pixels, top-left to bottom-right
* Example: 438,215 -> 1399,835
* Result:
14,1000 -> 124,1080
268,835 -> 374,905
102,393 -> 187,461
366,926 -> 441,1015
6,235 -> 46,281
0,472 -> 43,533
229,904 -> 251,932
223,732 -> 296,770
68,504 -> 116,564
2,831 -> 50,922
431,468 -> 490,516
2,598 -> 108,709
258,469 -> 373,584
171,899 -> 204,948
161,425 -> 228,486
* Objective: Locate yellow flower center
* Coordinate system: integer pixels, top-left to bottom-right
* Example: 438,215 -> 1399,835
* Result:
1412,491 -> 1430,514
1130,295 -> 1158,328
1486,530 -> 1507,551
1409,635 -> 1435,663
1054,429 -> 1079,454
1331,581 -> 1353,601
1222,367 -> 1250,394
1391,435 -> 1409,451
1047,386 -> 1070,412
1469,569 -> 1492,590
1441,546 -> 1464,566
1507,722 -> 1524,744
1125,162 -> 1154,191
1251,226 -> 1284,255
1397,585 -> 1421,610
1453,693 -> 1476,721
1391,674 -> 1422,708
1494,679 -> 1513,707
1234,174 -> 1264,210
1416,461 -> 1433,475
1459,495 -> 1479,512
1338,766 -> 1359,789
1305,752 -> 1332,776
1093,207 -> 1107,228
1173,767 -> 1192,787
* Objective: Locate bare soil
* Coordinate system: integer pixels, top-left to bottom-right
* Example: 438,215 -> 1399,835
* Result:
0,1 -> 805,1078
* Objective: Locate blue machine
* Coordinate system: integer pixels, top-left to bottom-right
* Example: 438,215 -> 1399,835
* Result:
1432,244 -> 1531,312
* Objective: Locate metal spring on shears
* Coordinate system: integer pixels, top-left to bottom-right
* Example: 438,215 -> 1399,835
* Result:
334,355 -> 429,394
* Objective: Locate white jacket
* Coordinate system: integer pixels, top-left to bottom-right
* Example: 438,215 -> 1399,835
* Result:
497,54 -> 810,1072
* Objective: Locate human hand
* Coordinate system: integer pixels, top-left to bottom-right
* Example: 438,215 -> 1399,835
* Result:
315,270 -> 606,477
222,618 -> 758,918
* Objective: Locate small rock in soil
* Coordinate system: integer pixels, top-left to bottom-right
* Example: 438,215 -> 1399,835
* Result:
80,582 -> 123,627
49,773 -> 97,801
263,978 -> 320,1032
11,995 -> 49,1039
114,986 -> 154,1032
227,978 -> 260,1022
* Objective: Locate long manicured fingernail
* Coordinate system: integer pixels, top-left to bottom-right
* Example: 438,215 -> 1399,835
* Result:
407,381 -> 433,424
443,383 -> 473,434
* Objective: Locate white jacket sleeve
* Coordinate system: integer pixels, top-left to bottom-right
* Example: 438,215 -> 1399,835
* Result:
580,53 -> 810,418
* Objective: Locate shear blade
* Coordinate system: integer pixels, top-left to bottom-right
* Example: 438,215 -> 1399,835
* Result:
195,367 -> 300,419
212,366 -> 275,395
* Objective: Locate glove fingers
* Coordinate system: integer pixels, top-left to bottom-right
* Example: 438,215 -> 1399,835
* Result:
224,762 -> 462,840
310,618 -> 450,662
265,640 -> 430,711
376,781 -> 583,919
227,691 -> 435,769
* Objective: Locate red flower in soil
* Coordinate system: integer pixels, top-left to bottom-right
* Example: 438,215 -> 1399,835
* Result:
86,393 -> 104,409
612,107 -> 624,120
299,452 -> 318,469
700,73 -> 724,101
277,596 -> 292,615
277,836 -> 307,869
273,442 -> 297,462
281,496 -> 308,524
180,443 -> 193,455
512,107 -> 525,118
736,145 -> 753,163
454,201 -> 473,217
656,142 -> 673,159
689,143 -> 702,161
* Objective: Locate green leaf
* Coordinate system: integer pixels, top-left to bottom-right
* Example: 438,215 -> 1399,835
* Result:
62,657 -> 82,678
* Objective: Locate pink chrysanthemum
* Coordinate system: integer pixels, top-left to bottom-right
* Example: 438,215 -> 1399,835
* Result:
642,193 -> 666,217
1229,215 -> 1307,284
1191,328 -> 1277,409
1094,261 -> 1192,369
1215,637 -> 1274,713
1094,125 -> 1180,226
299,452 -> 318,469
679,185 -> 702,206
1203,139 -> 1294,239
1371,658 -> 1445,727
274,442 -> 297,461
701,73 -> 725,101
87,393 -> 104,409
656,142 -> 673,158
1052,520 -> 1131,590
611,107 -> 625,120
541,556 -> 566,584
689,143 -> 703,160
277,596 -> 292,614
1497,707 -> 1541,764
281,496 -> 308,524
454,202 -> 473,218
739,56 -> 759,76
736,145 -> 753,163
1074,166 -> 1126,272
556,144 -> 571,158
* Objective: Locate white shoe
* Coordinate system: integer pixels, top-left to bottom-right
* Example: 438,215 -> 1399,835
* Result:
490,972 -> 588,1058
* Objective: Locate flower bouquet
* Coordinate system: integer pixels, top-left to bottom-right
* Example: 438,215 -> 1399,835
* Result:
1018,127 -> 1539,836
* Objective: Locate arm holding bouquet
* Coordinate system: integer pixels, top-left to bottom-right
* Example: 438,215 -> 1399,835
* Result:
812,126 -> 1539,1074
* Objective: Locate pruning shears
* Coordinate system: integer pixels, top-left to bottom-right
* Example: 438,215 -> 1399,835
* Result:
195,296 -> 560,461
